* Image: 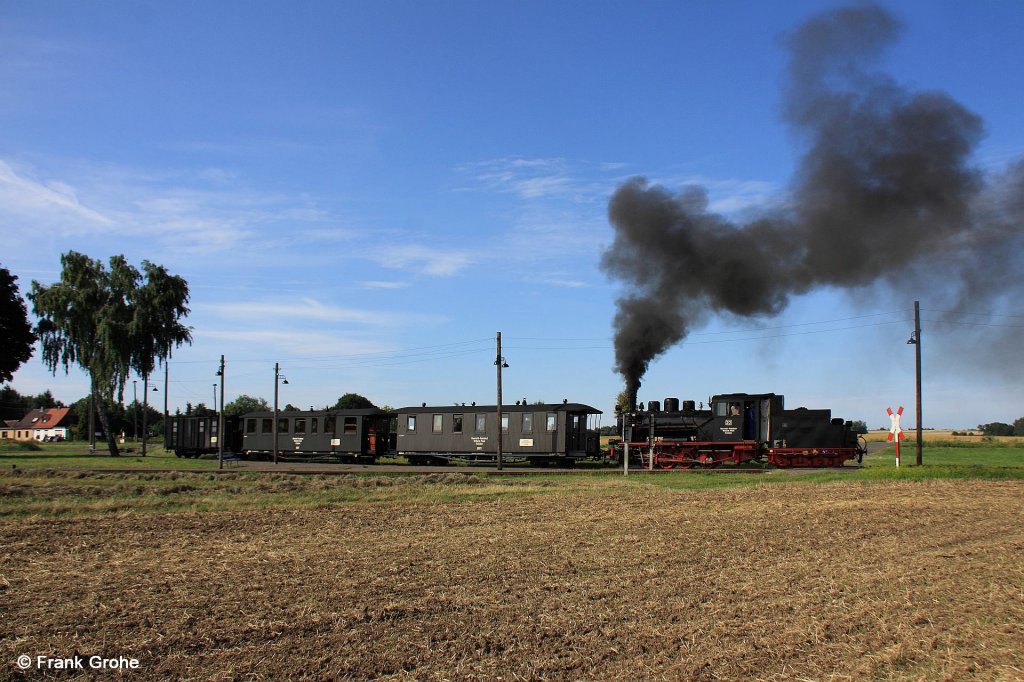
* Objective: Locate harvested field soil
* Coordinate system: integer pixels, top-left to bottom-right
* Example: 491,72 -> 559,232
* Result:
2,480 -> 1022,680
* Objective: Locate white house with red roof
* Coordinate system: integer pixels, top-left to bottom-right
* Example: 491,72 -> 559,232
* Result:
6,408 -> 74,441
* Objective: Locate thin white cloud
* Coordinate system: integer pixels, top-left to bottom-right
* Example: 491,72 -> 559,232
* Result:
0,160 -> 113,227
541,278 -> 589,288
370,244 -> 474,277
458,156 -> 577,200
199,329 -> 393,358
198,297 -> 444,327
358,280 -> 410,289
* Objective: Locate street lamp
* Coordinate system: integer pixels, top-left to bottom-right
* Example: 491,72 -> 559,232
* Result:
494,332 -> 509,471
216,356 -> 225,468
273,362 -> 288,464
907,301 -> 923,465
142,381 -> 158,457
132,380 -> 138,442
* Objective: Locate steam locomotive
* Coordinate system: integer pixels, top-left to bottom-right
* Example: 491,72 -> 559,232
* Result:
611,392 -> 864,468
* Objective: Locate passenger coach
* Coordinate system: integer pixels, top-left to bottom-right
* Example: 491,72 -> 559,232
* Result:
395,401 -> 602,465
240,409 -> 391,462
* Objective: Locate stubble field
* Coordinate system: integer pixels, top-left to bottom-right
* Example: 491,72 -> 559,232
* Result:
2,477 -> 1022,681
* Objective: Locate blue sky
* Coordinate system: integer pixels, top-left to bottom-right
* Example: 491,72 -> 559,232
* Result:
2,0 -> 1022,429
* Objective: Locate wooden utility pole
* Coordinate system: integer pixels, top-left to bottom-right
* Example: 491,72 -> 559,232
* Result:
142,375 -> 149,456
914,301 -> 923,466
496,331 -> 504,471
217,355 -> 225,469
273,362 -> 281,464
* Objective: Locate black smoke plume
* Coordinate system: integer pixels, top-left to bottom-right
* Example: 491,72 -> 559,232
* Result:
601,3 -> 1023,397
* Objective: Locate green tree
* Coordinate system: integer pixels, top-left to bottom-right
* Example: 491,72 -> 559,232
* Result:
224,395 -> 270,417
0,384 -> 27,420
850,420 -> 868,434
30,252 -> 191,456
331,393 -> 376,409
128,261 -> 191,453
1014,417 -> 1024,437
977,422 -> 1014,437
0,266 -> 36,383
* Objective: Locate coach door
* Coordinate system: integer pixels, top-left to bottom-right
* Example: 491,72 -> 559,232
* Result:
566,413 -> 581,454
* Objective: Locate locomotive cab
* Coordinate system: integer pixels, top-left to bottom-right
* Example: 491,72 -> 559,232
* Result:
709,393 -> 782,445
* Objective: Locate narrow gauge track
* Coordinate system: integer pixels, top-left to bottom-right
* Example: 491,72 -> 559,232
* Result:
73,463 -> 862,476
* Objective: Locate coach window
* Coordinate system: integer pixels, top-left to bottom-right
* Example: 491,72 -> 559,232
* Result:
261,418 -> 273,434
475,414 -> 487,433
246,419 -> 257,434
311,418 -> 318,435
453,414 -> 464,434
501,414 -> 509,433
295,418 -> 306,435
522,413 -> 533,433
278,418 -> 289,433
407,415 -> 416,432
546,413 -> 557,432
325,416 -> 336,433
432,414 -> 443,433
344,417 -> 357,435
199,421 -> 205,433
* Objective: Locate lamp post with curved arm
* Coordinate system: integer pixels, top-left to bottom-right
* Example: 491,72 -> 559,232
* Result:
273,363 -> 288,464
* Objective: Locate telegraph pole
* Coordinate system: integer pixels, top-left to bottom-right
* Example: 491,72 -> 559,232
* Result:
163,361 -> 169,453
142,375 -> 149,456
217,355 -> 225,469
273,362 -> 281,464
495,332 -> 504,471
914,301 -> 923,466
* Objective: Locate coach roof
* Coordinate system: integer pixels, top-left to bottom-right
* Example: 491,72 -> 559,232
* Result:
397,403 -> 601,414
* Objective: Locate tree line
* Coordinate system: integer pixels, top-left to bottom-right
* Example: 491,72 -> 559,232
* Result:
977,419 -> 1024,437
2,254 -> 192,455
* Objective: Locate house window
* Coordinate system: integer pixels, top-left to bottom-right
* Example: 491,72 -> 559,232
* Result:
407,415 -> 417,431
522,413 -> 533,433
453,414 -> 463,434
246,419 -> 257,434
261,418 -> 273,434
546,413 -> 557,432
295,418 -> 306,435
432,414 -> 443,433
475,414 -> 487,432
344,417 -> 358,435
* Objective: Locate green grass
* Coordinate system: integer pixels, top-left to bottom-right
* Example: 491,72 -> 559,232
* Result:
1,439 -> 1021,520
0,439 -> 222,471
0,470 -> 565,518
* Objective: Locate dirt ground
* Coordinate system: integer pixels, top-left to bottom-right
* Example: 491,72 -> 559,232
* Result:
2,480 -> 1022,681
